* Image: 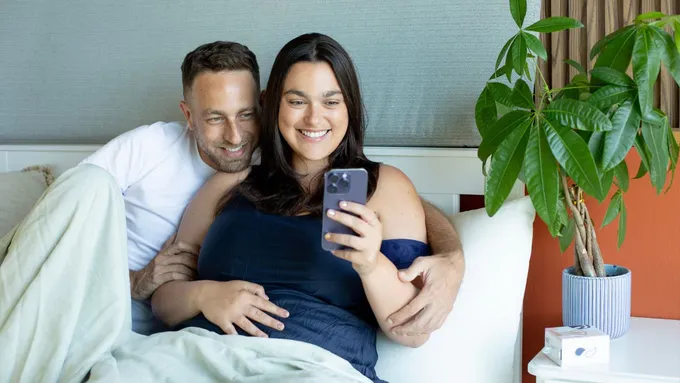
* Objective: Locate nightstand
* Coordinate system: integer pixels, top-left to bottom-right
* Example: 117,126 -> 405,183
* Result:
528,317 -> 680,383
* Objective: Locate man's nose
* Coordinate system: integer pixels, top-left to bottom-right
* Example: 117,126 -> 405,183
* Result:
223,120 -> 243,145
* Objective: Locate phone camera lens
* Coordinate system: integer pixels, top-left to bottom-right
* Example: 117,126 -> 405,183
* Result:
327,184 -> 338,193
338,179 -> 350,188
328,174 -> 340,183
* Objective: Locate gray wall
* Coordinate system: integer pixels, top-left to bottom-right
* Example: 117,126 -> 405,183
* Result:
0,0 -> 539,146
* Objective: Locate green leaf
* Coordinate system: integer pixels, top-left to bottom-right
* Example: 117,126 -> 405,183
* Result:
543,118 -> 605,200
586,85 -> 635,110
511,34 -> 528,76
590,67 -> 635,87
525,17 -> 584,33
590,25 -> 636,61
524,62 -> 534,81
485,121 -> 531,216
641,120 -> 669,194
544,99 -> 613,132
614,160 -> 630,192
478,110 -> 532,161
476,86 -> 498,139
510,0 -> 527,28
487,82 -> 514,107
602,191 -> 622,228
634,133 -> 651,179
490,63 -> 512,80
601,167 -> 615,196
525,122 -> 560,236
556,197 -> 569,226
668,125 -> 679,169
635,11 -> 666,22
504,46 -> 515,82
665,124 -> 678,193
559,217 -> 576,253
523,32 -> 547,61
564,59 -> 586,75
633,27 -> 663,118
634,160 -> 648,179
602,99 -> 641,170
595,25 -> 637,73
496,36 -> 517,71
648,26 -> 680,88
511,79 -> 535,109
675,21 -> 680,56
618,198 -> 627,248
588,131 -> 606,166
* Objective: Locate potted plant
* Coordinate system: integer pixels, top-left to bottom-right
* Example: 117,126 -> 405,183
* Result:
476,0 -> 680,338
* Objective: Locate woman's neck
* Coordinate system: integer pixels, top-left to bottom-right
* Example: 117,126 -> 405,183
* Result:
292,155 -> 328,191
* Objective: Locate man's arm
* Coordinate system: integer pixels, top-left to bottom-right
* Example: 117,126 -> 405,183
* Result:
386,198 -> 465,336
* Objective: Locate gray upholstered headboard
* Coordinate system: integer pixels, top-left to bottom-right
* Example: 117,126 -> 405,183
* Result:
0,0 -> 539,147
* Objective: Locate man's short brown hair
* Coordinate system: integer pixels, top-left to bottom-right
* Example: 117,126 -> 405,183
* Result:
181,41 -> 260,96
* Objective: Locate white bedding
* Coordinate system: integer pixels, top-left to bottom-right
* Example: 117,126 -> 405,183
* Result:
0,164 -> 369,383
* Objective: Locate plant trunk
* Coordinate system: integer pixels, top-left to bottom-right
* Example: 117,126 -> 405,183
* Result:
561,176 -> 606,277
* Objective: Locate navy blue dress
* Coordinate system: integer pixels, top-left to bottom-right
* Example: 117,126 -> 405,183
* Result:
177,194 -> 430,382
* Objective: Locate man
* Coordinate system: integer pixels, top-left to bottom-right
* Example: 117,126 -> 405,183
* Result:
82,41 -> 465,337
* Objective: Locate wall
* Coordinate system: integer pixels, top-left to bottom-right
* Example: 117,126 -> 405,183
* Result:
0,0 -> 540,146
521,149 -> 680,382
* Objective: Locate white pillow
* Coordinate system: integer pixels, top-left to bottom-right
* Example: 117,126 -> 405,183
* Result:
0,167 -> 52,238
375,196 -> 535,383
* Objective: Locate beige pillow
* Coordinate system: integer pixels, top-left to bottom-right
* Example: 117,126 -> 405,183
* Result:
0,166 -> 54,238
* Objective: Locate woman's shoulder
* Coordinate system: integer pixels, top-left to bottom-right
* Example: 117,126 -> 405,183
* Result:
370,164 -> 427,241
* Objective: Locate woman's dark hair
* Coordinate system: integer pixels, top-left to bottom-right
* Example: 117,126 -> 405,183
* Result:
219,33 -> 379,216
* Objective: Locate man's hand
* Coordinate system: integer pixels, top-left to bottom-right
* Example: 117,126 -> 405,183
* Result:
199,280 -> 289,338
130,239 -> 200,301
387,251 -> 464,336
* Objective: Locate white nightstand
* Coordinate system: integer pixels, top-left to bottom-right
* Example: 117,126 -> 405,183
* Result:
528,317 -> 680,383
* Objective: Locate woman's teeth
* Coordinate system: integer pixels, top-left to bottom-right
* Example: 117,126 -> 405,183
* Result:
301,130 -> 329,138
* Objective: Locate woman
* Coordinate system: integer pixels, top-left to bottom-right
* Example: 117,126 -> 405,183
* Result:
152,33 -> 430,382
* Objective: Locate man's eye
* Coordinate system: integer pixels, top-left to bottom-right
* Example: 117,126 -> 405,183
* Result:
207,117 -> 223,123
325,100 -> 340,106
240,113 -> 254,120
288,100 -> 305,106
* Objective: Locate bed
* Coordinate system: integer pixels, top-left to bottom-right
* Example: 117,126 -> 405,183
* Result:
0,144 -> 533,383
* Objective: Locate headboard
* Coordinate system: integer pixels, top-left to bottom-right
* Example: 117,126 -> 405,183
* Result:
0,145 -> 524,216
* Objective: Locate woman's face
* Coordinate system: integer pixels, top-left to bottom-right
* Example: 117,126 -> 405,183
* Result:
278,61 -> 348,169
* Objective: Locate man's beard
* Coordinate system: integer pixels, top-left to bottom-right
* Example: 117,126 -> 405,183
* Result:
197,136 -> 253,173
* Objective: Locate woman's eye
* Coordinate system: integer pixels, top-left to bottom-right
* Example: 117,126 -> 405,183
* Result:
325,100 -> 340,106
288,100 -> 305,106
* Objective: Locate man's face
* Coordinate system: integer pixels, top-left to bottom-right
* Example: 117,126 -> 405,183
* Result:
180,70 -> 260,173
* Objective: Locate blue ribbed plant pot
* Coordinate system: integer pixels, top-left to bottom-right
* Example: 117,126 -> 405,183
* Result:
562,265 -> 631,339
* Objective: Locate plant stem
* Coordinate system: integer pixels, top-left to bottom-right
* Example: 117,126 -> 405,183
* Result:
561,176 -> 596,277
583,206 -> 606,277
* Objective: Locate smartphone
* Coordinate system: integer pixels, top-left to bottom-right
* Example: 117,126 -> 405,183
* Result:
321,168 -> 369,251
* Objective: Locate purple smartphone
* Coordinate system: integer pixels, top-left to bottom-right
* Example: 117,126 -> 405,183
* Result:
321,168 -> 369,251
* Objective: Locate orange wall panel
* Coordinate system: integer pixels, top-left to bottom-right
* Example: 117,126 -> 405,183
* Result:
522,150 -> 680,382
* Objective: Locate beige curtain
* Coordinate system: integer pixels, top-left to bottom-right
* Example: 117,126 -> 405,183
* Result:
537,0 -> 679,129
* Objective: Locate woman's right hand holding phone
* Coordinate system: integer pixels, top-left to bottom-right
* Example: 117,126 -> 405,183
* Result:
324,200 -> 383,276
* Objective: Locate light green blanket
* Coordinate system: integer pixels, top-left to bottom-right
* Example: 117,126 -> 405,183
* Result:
0,164 -> 370,383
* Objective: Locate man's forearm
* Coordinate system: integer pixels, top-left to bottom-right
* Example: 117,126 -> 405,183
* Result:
421,198 -> 463,256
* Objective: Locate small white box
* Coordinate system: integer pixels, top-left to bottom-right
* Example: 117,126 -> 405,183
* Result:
543,325 -> 610,367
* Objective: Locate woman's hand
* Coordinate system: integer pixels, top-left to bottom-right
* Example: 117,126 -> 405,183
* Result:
324,201 -> 382,276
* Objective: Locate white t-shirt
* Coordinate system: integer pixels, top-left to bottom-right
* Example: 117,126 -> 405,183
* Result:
82,121 -> 216,271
